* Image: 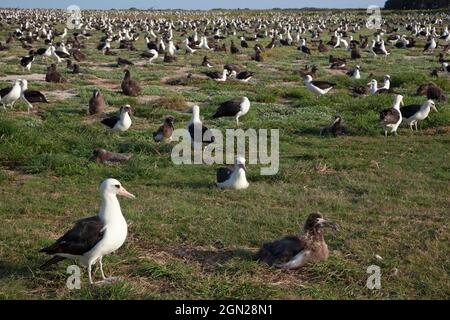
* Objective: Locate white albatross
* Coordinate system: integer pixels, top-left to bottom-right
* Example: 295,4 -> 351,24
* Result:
216,156 -> 249,190
39,178 -> 135,284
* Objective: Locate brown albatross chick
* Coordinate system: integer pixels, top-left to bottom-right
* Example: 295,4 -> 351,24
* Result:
121,70 -> 141,97
89,89 -> 106,115
153,116 -> 175,142
256,212 -> 334,269
89,148 -> 132,164
45,64 -> 67,83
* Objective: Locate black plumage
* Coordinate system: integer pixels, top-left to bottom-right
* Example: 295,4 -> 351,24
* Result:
39,216 -> 105,268
213,97 -> 244,118
117,57 -> 134,67
400,105 -> 421,119
379,107 -> 400,125
216,167 -> 233,183
235,71 -> 254,81
101,116 -> 120,129
321,116 -> 347,136
311,80 -> 335,89
188,123 -> 215,144
23,90 -> 48,103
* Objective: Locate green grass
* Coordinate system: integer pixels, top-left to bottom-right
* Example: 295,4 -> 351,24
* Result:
0,9 -> 449,300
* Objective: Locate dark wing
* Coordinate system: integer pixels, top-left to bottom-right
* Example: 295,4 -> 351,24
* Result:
400,105 -> 421,119
189,123 -> 215,143
101,116 -> 120,128
40,216 -> 105,256
256,235 -> 305,266
153,125 -> 164,141
237,71 -> 254,79
217,167 -> 233,183
213,99 -> 242,118
311,81 -> 335,89
205,71 -> 220,79
55,51 -> 71,59
23,90 -> 48,103
0,87 -> 12,98
380,108 -> 400,124
375,88 -> 390,94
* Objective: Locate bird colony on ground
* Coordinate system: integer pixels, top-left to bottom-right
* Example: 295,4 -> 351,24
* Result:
0,8 -> 449,286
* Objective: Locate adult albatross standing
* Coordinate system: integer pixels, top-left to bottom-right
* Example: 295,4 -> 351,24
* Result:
212,97 -> 251,125
39,178 -> 135,284
379,94 -> 403,137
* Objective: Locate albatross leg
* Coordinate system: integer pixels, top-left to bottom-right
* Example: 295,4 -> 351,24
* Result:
99,256 -> 107,280
88,264 -> 93,284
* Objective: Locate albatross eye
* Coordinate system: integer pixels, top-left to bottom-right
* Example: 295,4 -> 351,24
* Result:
115,184 -> 121,189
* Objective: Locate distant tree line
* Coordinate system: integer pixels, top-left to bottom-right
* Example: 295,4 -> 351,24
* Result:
385,0 -> 449,9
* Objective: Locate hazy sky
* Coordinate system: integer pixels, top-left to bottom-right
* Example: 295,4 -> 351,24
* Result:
0,0 -> 386,10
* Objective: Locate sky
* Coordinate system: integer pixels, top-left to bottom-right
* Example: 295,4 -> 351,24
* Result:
0,0 -> 386,10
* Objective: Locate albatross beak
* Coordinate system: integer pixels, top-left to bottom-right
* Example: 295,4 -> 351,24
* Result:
317,218 -> 336,228
431,105 -> 438,112
118,186 -> 136,199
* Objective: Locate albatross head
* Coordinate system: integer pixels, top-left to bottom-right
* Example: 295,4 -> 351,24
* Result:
100,178 -> 136,199
304,75 -> 313,83
303,212 -> 335,233
19,79 -> 28,90
427,100 -> 438,112
236,156 -> 246,171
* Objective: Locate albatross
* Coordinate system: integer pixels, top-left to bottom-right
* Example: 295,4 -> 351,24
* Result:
39,178 -> 135,284
379,94 -> 403,137
0,79 -> 22,109
216,156 -> 249,190
304,75 -> 335,96
101,105 -> 133,132
256,212 -> 334,269
401,100 -> 437,131
212,97 -> 250,126
188,105 -> 215,145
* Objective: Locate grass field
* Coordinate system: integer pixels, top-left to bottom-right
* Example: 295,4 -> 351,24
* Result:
0,9 -> 449,299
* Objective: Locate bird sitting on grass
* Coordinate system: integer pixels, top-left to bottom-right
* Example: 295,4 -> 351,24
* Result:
256,212 -> 334,269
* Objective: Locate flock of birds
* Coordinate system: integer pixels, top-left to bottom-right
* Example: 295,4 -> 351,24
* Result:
0,8 -> 448,285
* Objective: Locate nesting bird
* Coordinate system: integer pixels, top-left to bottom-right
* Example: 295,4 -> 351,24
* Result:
346,65 -> 361,79
304,75 -> 335,96
45,64 -> 67,83
230,70 -> 254,82
89,149 -> 132,164
101,105 -> 133,132
153,116 -> 175,143
39,179 -> 135,284
205,69 -> 228,82
256,212 -> 334,269
89,89 -> 106,115
216,156 -> 249,190
121,70 -> 141,96
321,115 -> 347,136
